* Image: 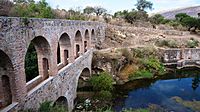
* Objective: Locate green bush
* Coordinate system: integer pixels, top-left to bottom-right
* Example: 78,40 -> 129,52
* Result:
142,57 -> 165,75
167,20 -> 181,28
90,72 -> 114,91
129,69 -> 153,80
186,38 -> 199,48
155,39 -> 178,48
97,90 -> 112,100
96,106 -> 113,112
38,101 -> 67,112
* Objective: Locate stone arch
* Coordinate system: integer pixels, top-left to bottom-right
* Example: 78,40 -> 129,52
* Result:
57,33 -> 71,70
54,96 -> 68,111
0,50 -> 16,109
75,30 -> 83,59
77,68 -> 91,90
25,36 -> 51,91
84,29 -> 90,52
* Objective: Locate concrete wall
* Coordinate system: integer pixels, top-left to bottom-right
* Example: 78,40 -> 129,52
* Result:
0,17 -> 106,112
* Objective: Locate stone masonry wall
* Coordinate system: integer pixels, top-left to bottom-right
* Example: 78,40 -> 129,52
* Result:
163,48 -> 200,63
0,17 -> 106,112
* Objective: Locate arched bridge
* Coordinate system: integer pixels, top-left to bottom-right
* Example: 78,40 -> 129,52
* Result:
0,17 -> 105,112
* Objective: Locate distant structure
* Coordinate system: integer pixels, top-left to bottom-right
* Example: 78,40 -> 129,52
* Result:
156,5 -> 200,19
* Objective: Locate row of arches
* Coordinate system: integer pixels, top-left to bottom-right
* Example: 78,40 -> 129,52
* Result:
0,29 -> 95,110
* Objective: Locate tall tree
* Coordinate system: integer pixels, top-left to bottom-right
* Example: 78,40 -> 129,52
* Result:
83,6 -> 95,14
93,6 -> 107,16
135,0 -> 153,11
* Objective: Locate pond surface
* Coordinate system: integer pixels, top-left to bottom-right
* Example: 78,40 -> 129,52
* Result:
113,69 -> 200,112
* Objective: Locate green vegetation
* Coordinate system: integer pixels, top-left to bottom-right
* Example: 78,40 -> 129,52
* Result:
135,0 -> 153,11
38,101 -> 67,112
141,57 -> 165,75
149,13 -> 200,32
129,69 -> 153,80
90,72 -> 114,92
11,0 -> 54,18
186,38 -> 199,48
131,46 -> 160,59
97,90 -> 112,100
25,43 -> 39,82
83,6 -> 107,16
149,14 -> 165,25
155,38 -> 199,48
155,39 -> 178,48
127,47 -> 165,80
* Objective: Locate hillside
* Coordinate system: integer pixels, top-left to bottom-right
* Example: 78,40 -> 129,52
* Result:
157,6 -> 200,19
101,24 -> 200,49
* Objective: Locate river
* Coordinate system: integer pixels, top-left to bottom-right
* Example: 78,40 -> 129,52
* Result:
113,68 -> 200,112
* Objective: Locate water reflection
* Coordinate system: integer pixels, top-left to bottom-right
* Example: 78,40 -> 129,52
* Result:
192,75 -> 200,90
113,68 -> 200,112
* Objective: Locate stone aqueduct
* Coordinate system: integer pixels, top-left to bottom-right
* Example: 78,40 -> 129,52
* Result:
0,17 -> 106,112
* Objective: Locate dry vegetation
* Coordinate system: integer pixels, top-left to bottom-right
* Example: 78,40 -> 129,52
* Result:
101,23 -> 200,49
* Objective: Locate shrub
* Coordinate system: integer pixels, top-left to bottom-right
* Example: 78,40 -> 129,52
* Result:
97,90 -> 112,100
90,72 -> 114,91
121,48 -> 134,63
132,47 -> 158,58
129,69 -> 153,80
167,40 -> 178,48
186,38 -> 199,48
38,101 -> 67,112
39,101 -> 52,112
155,39 -> 178,48
141,57 -> 165,75
96,106 -> 113,112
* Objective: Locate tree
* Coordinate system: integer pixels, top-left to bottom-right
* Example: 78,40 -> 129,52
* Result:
149,14 -> 165,24
181,17 -> 198,31
93,6 -> 107,16
135,0 -> 153,11
175,13 -> 190,22
114,10 -> 128,18
10,0 -> 54,18
83,6 -> 95,14
124,10 -> 148,24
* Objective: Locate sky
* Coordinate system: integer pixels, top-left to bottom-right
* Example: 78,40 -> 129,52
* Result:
35,0 -> 200,14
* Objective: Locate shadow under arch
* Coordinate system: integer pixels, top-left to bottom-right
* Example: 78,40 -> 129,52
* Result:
75,30 -> 82,59
84,29 -> 90,52
0,50 -> 16,109
54,96 -> 68,111
77,67 -> 91,91
57,33 -> 72,70
91,29 -> 96,47
25,36 -> 51,91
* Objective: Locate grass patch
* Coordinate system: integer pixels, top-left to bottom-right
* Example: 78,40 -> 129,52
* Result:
129,69 -> 153,80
